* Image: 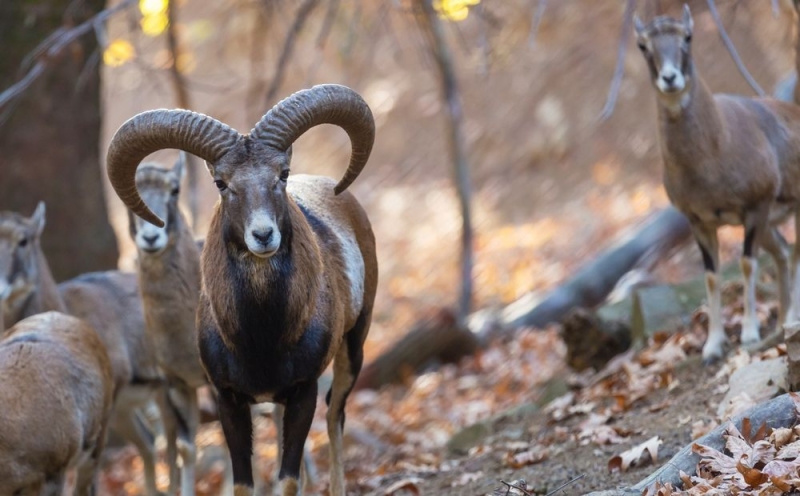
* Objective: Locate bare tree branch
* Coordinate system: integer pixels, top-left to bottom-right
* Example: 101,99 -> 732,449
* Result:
264,0 -> 320,108
598,0 -> 636,122
165,0 -> 202,230
315,0 -> 340,49
416,0 -> 475,325
245,2 -> 271,124
706,0 -> 766,96
0,0 -> 135,113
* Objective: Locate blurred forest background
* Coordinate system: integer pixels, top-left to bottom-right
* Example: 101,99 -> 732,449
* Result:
3,0 -> 800,494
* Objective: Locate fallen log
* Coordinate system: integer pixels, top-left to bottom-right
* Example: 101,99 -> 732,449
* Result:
585,393 -> 800,496
498,207 -> 691,333
356,207 -> 692,390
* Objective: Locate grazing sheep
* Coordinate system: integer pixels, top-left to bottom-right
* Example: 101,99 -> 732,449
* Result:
107,84 -> 377,496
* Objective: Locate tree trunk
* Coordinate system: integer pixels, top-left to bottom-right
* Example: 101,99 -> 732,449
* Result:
0,0 -> 119,282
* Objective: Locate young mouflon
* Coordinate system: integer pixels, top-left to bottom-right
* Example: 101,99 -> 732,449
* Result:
635,5 -> 800,362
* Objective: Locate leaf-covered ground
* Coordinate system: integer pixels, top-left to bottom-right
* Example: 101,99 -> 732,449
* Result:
97,277 -> 800,496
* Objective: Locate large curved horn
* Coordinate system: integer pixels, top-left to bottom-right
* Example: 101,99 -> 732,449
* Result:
107,109 -> 240,226
250,84 -> 375,195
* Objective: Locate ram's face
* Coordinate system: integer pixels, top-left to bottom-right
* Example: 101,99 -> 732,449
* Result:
635,6 -> 694,97
130,164 -> 182,255
209,140 -> 291,258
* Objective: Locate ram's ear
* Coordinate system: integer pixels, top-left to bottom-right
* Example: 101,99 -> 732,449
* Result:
285,145 -> 293,165
30,202 -> 46,238
682,4 -> 693,33
173,152 -> 187,180
634,14 -> 646,37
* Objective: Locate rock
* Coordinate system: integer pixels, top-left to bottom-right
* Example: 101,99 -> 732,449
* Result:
446,421 -> 492,455
630,285 -> 687,341
717,357 -> 788,418
785,322 -> 800,391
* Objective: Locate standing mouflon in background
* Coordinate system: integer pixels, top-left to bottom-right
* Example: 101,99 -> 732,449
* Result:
107,84 -> 378,496
635,5 -> 800,362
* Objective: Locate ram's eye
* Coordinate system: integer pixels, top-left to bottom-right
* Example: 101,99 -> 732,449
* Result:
18,237 -> 28,248
637,43 -> 647,52
214,180 -> 227,191
685,34 -> 692,43
171,188 -> 180,196
279,170 -> 289,182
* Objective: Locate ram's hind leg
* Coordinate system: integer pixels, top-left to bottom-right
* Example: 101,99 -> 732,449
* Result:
167,380 -> 199,496
788,209 -> 800,323
326,311 -> 371,496
761,227 -> 791,330
692,223 -> 724,363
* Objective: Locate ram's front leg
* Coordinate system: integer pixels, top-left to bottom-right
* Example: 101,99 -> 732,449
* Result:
277,381 -> 317,496
692,223 -> 724,363
217,389 -> 255,496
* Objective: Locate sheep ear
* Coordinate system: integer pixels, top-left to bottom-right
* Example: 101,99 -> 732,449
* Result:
634,14 -> 646,36
285,145 -> 293,165
204,160 -> 215,176
682,4 -> 693,32
30,201 -> 46,237
173,152 -> 186,180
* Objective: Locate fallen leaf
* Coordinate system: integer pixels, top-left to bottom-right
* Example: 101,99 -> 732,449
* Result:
737,459 -> 767,487
608,436 -> 662,473
384,478 -> 422,495
451,471 -> 483,487
505,445 -> 549,468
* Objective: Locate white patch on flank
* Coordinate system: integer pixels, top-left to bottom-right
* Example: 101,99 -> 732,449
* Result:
335,227 -> 365,317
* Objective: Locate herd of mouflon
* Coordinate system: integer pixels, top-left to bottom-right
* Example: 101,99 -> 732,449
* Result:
3,4 -> 800,495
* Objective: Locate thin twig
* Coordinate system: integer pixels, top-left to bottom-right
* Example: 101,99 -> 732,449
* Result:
264,0 -> 320,108
706,0 -> 765,96
315,0 -> 340,49
546,474 -> 586,495
527,0 -> 547,48
416,0 -> 474,326
245,2 -> 271,124
598,0 -> 636,122
305,0 -> 341,87
165,0 -> 201,230
499,479 -> 533,496
0,0 -> 135,113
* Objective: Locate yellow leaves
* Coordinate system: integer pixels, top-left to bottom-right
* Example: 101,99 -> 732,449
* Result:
434,0 -> 479,22
139,0 -> 169,37
103,39 -> 135,67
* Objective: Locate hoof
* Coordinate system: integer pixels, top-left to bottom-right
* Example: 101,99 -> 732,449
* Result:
702,355 -> 723,367
741,327 -> 761,346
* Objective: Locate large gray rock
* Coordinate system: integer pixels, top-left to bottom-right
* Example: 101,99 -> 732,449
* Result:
717,357 -> 788,418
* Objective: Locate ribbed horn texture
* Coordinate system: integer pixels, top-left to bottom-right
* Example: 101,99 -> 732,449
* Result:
250,84 -> 375,195
107,109 -> 240,226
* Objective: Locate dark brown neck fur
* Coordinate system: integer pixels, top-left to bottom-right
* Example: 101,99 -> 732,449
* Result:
202,198 -> 322,351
